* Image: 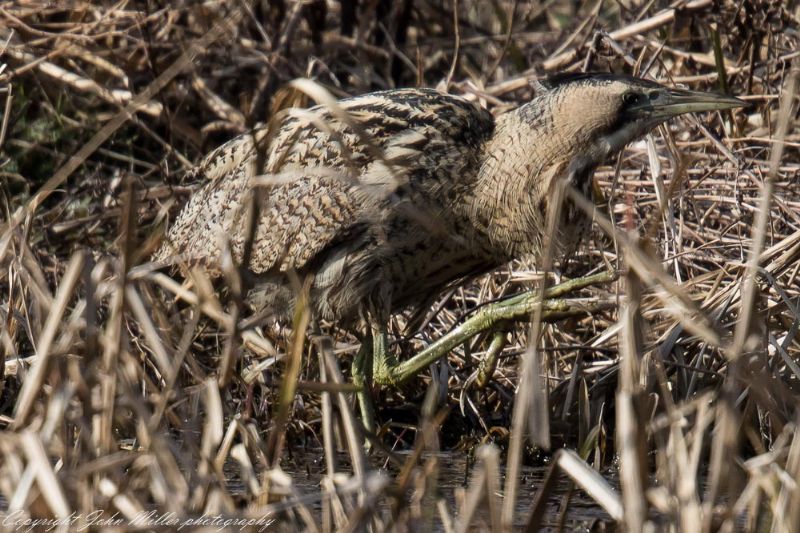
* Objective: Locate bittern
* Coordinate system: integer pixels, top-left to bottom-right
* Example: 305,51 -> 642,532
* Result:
154,72 -> 743,432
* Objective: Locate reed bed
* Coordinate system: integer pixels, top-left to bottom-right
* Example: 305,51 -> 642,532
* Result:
1,0 -> 798,530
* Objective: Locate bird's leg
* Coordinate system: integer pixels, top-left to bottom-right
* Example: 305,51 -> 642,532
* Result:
352,334 -> 377,436
355,321 -> 399,437
372,270 -> 618,387
371,321 -> 398,389
475,330 -> 508,389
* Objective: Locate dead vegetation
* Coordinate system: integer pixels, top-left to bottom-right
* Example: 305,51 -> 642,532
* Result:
1,0 -> 799,530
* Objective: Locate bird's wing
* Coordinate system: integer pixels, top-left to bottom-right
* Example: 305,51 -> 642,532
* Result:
151,132 -> 260,268
154,88 -> 495,277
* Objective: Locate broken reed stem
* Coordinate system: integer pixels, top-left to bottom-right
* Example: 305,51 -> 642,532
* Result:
502,174 -> 569,528
543,0 -> 713,70
703,62 -> 799,528
455,448 -> 489,532
319,342 -> 368,498
0,8 -> 243,244
265,290 -> 311,469
316,338 -> 337,533
729,62 -> 799,361
567,186 -> 722,346
617,266 -> 648,531
18,430 -> 71,519
198,377 -> 223,481
527,449 -> 624,530
12,250 -> 84,428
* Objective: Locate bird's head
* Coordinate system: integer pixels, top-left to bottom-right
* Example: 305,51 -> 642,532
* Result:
532,72 -> 745,164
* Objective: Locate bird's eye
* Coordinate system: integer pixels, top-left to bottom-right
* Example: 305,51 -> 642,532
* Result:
623,92 -> 641,106
649,92 -> 661,101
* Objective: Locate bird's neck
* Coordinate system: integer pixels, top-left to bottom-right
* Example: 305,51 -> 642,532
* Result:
465,104 -> 599,259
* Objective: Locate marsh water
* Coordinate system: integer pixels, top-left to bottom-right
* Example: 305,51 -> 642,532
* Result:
0,446 -> 614,530
264,450 -> 616,531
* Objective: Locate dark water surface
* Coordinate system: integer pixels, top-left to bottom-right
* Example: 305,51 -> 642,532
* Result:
0,449 -> 614,531
269,449 -> 616,531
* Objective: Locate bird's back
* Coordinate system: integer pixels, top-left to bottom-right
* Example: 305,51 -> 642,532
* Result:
154,88 -> 497,321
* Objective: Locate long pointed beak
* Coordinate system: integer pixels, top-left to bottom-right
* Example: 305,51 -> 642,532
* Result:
648,88 -> 746,119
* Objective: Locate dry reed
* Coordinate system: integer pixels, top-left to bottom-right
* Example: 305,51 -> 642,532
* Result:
1,0 -> 798,531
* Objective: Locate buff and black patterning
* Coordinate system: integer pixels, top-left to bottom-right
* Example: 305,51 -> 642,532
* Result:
154,73 -> 743,429
156,74 -> 742,325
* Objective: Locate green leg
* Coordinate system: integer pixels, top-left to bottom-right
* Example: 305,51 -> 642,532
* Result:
476,331 -> 508,389
354,272 -> 617,427
371,322 -> 398,390
352,322 -> 399,439
352,335 -> 377,436
372,270 -> 618,387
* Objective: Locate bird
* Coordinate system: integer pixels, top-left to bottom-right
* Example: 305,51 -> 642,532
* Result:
154,72 -> 743,431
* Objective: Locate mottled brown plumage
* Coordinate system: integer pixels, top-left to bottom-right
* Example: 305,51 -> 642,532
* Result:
154,74 -> 742,330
